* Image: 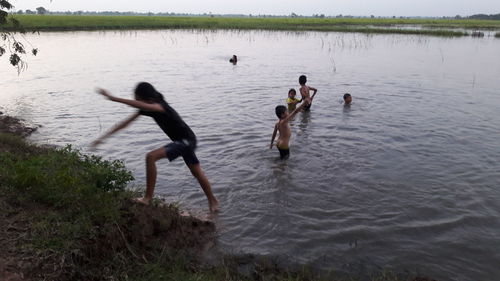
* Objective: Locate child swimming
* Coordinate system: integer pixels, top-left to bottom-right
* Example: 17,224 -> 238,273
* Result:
343,93 -> 352,105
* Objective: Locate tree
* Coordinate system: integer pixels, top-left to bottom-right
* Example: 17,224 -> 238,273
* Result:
36,6 -> 47,15
1,0 -> 38,73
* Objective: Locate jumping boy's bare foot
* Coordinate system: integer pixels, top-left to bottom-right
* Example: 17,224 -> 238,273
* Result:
209,199 -> 219,213
132,197 -> 151,205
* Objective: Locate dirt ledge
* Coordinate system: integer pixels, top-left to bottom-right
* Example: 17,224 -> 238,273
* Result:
0,114 -> 38,137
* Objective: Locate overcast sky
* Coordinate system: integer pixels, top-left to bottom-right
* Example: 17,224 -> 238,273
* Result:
11,0 -> 500,17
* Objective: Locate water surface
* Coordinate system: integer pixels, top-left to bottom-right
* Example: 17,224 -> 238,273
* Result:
1,30 -> 500,281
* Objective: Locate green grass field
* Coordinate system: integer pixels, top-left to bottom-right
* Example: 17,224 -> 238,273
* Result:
3,15 -> 500,36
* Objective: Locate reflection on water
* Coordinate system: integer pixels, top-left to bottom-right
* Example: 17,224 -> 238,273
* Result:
298,111 -> 312,135
342,104 -> 352,114
1,30 -> 500,281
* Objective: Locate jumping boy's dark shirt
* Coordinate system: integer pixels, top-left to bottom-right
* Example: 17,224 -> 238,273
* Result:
138,100 -> 197,144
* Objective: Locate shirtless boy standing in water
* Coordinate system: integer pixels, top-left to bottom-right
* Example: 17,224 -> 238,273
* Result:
270,101 -> 307,160
299,75 -> 318,111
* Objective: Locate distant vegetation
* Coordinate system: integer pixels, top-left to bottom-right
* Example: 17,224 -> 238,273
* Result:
6,14 -> 500,37
468,13 -> 500,20
11,9 -> 500,21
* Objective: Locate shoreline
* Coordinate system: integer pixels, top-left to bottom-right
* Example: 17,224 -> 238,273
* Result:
3,15 -> 500,37
0,117 -> 218,281
0,115 -> 439,280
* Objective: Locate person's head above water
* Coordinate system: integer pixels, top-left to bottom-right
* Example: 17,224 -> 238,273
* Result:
288,88 -> 297,98
299,75 -> 307,85
275,105 -> 287,119
343,93 -> 352,104
134,82 -> 164,102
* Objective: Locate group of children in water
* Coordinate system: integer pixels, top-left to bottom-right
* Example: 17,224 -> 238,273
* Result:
270,75 -> 352,160
91,74 -> 352,213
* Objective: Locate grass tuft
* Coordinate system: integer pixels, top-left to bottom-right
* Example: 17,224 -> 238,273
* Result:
0,134 -> 135,253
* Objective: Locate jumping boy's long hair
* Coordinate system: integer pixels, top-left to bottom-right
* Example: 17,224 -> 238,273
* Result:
134,82 -> 165,103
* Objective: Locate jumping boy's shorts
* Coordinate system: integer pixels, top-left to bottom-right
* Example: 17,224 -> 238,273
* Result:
165,139 -> 199,165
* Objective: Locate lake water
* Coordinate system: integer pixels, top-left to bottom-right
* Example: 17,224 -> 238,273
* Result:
1,30 -> 499,281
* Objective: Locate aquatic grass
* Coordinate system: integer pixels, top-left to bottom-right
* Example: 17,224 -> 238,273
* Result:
2,14 -> 496,37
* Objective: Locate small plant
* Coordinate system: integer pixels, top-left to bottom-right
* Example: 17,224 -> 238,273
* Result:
0,144 -> 133,208
0,140 -> 135,248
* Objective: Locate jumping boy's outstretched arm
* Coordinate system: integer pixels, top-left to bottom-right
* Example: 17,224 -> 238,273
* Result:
96,88 -> 164,112
91,112 -> 140,147
270,123 -> 278,149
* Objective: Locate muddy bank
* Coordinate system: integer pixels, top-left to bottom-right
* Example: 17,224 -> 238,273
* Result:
0,114 -> 38,137
0,124 -> 216,281
0,196 -> 33,281
0,195 -> 215,281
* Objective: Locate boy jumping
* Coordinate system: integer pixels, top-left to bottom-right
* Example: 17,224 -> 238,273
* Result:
91,82 -> 219,213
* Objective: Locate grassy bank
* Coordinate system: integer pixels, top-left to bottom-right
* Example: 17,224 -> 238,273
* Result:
0,122 -> 439,280
4,14 -> 500,36
0,132 -> 219,281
